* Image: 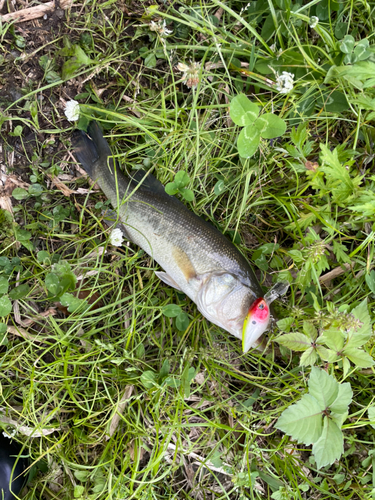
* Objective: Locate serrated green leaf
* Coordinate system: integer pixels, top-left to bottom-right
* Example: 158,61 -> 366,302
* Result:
237,126 -> 260,158
274,332 -> 311,351
0,295 -> 12,317
275,393 -> 323,445
342,356 -> 351,378
312,416 -> 343,469
310,292 -> 321,313
329,382 -> 353,414
276,317 -> 294,332
288,249 -> 303,262
346,298 -> 372,347
342,347 -> 374,368
368,406 -> 375,429
230,94 -> 259,127
303,321 -> 317,340
254,113 -> 287,139
316,346 -> 339,362
318,144 -> 357,204
331,412 -> 348,429
317,328 -> 344,352
210,450 -> 223,468
332,240 -> 351,264
300,347 -> 317,366
308,367 -> 339,409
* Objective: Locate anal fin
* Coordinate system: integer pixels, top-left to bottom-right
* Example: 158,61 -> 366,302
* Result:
155,271 -> 182,291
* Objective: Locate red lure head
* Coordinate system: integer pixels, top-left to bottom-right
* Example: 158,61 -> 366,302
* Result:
249,298 -> 269,322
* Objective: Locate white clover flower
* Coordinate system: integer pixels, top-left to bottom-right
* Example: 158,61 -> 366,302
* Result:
149,20 -> 172,37
109,228 -> 124,247
64,100 -> 80,122
310,16 -> 319,29
240,2 -> 251,14
176,61 -> 201,89
2,428 -> 17,439
275,71 -> 294,94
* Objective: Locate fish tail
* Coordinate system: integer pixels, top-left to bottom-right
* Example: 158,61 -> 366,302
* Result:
72,122 -> 113,178
72,129 -> 98,178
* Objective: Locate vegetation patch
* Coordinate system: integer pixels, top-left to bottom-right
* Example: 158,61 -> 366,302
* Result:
1,0 -> 375,499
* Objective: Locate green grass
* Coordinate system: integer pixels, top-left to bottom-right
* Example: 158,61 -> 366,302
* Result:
1,0 -> 375,498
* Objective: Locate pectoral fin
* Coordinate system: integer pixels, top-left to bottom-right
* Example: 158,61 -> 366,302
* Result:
172,246 -> 196,282
155,271 -> 182,291
155,246 -> 196,292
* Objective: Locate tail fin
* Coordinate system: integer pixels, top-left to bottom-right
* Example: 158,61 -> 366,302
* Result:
72,122 -> 113,178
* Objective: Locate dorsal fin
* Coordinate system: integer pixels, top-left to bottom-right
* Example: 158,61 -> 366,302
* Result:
129,169 -> 167,196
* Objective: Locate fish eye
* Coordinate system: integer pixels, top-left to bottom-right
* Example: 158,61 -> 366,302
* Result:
258,303 -> 265,310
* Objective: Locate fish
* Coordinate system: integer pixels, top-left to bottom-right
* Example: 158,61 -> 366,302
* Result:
72,121 -> 273,352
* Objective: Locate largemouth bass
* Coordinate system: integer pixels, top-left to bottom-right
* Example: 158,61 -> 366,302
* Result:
73,121 -> 271,352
